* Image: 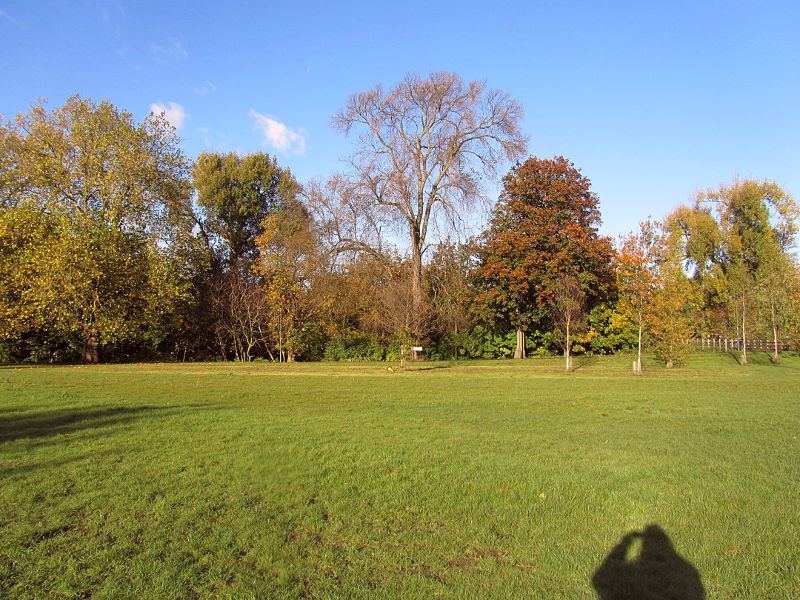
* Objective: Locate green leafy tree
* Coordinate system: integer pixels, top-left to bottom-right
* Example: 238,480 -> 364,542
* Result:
192,152 -> 300,360
698,179 -> 798,364
661,205 -> 727,333
193,152 -> 299,268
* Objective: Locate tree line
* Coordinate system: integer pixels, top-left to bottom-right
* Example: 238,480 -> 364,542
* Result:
2,73 -> 799,366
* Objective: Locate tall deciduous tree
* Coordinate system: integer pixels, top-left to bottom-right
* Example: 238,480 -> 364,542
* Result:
192,152 -> 300,360
0,96 -> 194,362
193,151 -> 300,268
477,156 -> 614,359
332,72 -> 527,333
661,204 -> 727,333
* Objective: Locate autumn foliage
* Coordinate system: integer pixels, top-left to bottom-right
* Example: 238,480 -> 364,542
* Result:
2,91 -> 799,364
476,156 -> 615,359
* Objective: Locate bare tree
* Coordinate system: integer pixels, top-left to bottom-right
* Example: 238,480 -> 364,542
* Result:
333,72 -> 527,333
210,272 -> 271,361
550,274 -> 586,371
305,175 -> 386,267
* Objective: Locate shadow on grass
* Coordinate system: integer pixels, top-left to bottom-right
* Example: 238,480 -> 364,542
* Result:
571,355 -> 600,371
724,350 -> 798,368
0,405 -> 185,443
0,452 -> 98,478
0,363 -> 69,369
408,362 -> 454,372
593,524 -> 705,600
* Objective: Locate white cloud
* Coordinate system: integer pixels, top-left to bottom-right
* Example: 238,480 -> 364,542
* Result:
149,102 -> 186,131
149,37 -> 188,61
249,110 -> 306,155
194,80 -> 217,96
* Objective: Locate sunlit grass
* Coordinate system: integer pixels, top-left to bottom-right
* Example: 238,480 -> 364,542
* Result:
1,353 -> 798,598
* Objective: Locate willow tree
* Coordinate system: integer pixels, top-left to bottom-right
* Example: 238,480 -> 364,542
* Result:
698,179 -> 798,364
332,72 -> 527,333
0,96 -> 194,362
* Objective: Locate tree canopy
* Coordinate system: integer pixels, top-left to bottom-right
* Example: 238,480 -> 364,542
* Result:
2,87 -> 798,365
193,151 -> 300,269
332,72 -> 528,333
0,96 -> 194,362
476,155 -> 615,358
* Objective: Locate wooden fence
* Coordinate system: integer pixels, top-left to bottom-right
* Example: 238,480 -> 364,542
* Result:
690,336 -> 786,353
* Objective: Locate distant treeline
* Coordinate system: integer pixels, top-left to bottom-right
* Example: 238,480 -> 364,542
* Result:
2,78 -> 799,367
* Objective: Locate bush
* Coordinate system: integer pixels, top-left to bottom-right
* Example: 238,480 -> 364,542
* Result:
586,304 -> 637,355
323,333 -> 384,361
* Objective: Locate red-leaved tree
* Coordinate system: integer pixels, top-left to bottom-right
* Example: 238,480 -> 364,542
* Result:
476,156 -> 614,359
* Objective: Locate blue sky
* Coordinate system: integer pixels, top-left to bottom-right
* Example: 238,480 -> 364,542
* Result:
2,0 -> 798,242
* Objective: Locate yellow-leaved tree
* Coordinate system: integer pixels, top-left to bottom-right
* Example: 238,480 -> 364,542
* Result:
0,96 -> 196,362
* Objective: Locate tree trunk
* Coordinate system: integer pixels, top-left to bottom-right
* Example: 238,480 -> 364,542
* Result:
83,328 -> 99,363
410,237 -> 423,336
741,298 -> 748,365
636,317 -> 643,374
772,323 -> 780,364
565,316 -> 571,371
278,308 -> 283,363
770,299 -> 780,363
514,327 -> 526,359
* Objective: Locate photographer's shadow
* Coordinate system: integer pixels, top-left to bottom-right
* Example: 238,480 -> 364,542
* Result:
592,524 -> 705,600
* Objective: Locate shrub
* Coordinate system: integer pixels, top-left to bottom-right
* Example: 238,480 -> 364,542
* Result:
323,333 -> 384,361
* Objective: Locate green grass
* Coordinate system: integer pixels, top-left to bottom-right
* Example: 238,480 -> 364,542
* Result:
1,353 -> 799,598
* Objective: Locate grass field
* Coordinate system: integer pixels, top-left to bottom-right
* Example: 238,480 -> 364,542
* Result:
1,353 -> 799,598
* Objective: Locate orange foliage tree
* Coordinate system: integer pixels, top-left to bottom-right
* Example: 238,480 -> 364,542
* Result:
476,156 -> 615,359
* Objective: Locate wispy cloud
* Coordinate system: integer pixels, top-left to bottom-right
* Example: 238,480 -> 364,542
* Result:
149,102 -> 186,131
194,80 -> 217,96
0,8 -> 22,29
199,127 -> 211,148
249,110 -> 306,155
149,37 -> 188,62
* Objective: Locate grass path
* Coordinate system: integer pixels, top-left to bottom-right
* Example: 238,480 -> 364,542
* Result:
1,353 -> 799,598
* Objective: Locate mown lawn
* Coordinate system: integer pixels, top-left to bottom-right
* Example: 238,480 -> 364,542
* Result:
1,353 -> 798,598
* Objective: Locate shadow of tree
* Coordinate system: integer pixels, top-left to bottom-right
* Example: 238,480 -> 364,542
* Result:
592,524 -> 705,600
0,452 -> 100,478
0,405 -> 183,443
572,355 -> 600,371
408,363 -> 454,372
